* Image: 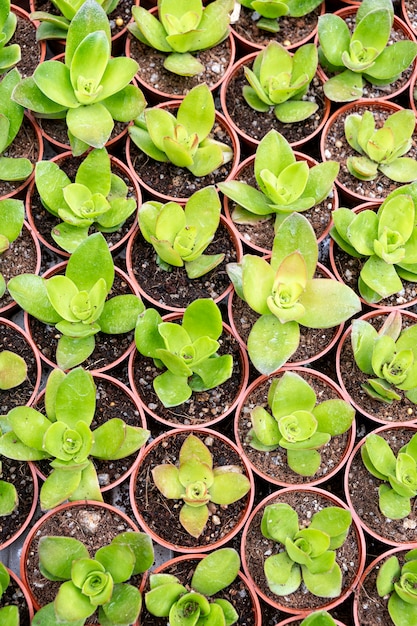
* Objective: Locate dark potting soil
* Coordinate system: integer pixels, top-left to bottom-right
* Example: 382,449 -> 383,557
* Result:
0,223 -> 39,311
11,10 -> 43,78
347,427 -> 417,545
27,155 -> 138,256
23,505 -> 141,623
243,490 -> 363,612
130,327 -> 245,427
0,571 -> 31,626
128,221 -> 237,310
131,430 -> 252,550
236,371 -> 352,485
337,314 -> 417,423
34,373 -> 147,489
140,558 -> 258,626
128,36 -> 234,99
27,270 -> 136,371
0,116 -> 41,199
230,4 -> 322,49
223,69 -> 328,147
224,159 -> 335,252
322,103 -> 417,203
0,320 -> 39,411
0,458 -> 36,549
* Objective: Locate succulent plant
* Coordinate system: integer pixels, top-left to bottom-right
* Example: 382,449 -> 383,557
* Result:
376,549 -> 417,625
237,0 -> 323,34
0,562 -> 19,626
0,1 -> 20,74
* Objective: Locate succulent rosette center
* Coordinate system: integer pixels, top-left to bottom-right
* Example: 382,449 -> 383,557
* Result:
183,480 -> 210,506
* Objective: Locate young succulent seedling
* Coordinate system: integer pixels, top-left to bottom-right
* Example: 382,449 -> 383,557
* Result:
30,0 -> 120,42
376,548 -> 417,625
248,371 -> 354,476
242,41 -> 319,123
0,0 -> 20,74
218,129 -> 339,230
7,232 -> 144,369
134,298 -> 234,407
300,613 -> 339,625
151,434 -> 251,538
344,109 -> 417,183
318,0 -> 417,102
0,69 -> 33,183
12,0 -> 146,156
361,432 -> 417,520
145,548 -> 241,624
330,183 -> 417,303
138,186 -> 224,278
0,197 -> 24,297
0,366 -> 150,510
261,502 -> 352,597
227,212 -> 361,375
128,83 -> 233,177
351,311 -> 417,404
129,0 -> 234,76
31,531 -> 154,626
236,0 -> 323,34
35,148 -> 138,253
0,562 -> 19,626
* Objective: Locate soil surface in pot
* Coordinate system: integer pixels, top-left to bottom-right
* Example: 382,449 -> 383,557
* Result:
355,550 -> 408,626
338,313 -> 417,422
0,117 -> 40,199
0,572 -> 31,626
0,321 -> 39,411
132,430 -> 251,549
243,490 -> 362,612
347,427 -> 417,544
331,245 -> 417,308
225,160 -> 334,251
224,70 -> 327,146
35,374 -> 145,489
128,36 -> 233,98
0,225 -> 39,312
130,327 -> 244,426
11,9 -> 43,78
140,558 -> 257,626
127,117 -> 236,200
23,504 -> 141,623
231,5 -> 321,49
28,156 -> 137,255
236,371 -> 351,485
0,458 -> 36,549
128,221 -> 236,310
27,270 -> 135,371
322,103 -> 417,202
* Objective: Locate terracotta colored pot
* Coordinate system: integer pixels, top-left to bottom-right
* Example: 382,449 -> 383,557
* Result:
0,460 -> 38,552
125,103 -> 241,204
227,262 -> 346,367
278,616 -> 347,626
0,316 -> 42,409
26,151 -> 141,258
24,262 -> 139,373
32,370 -> 148,494
129,427 -> 255,553
316,7 -> 417,102
320,99 -> 410,205
402,0 -> 417,40
126,214 -> 242,313
0,113 -> 44,202
20,500 -> 141,621
0,220 -> 41,316
219,50 -> 331,151
336,308 -> 417,425
128,313 -> 249,430
125,5 -> 236,103
353,546 -> 417,626
139,553 -> 262,625
0,567 -> 34,623
222,152 -> 337,255
345,423 -> 417,547
241,486 -> 366,616
230,1 -> 325,54
234,366 -> 356,488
